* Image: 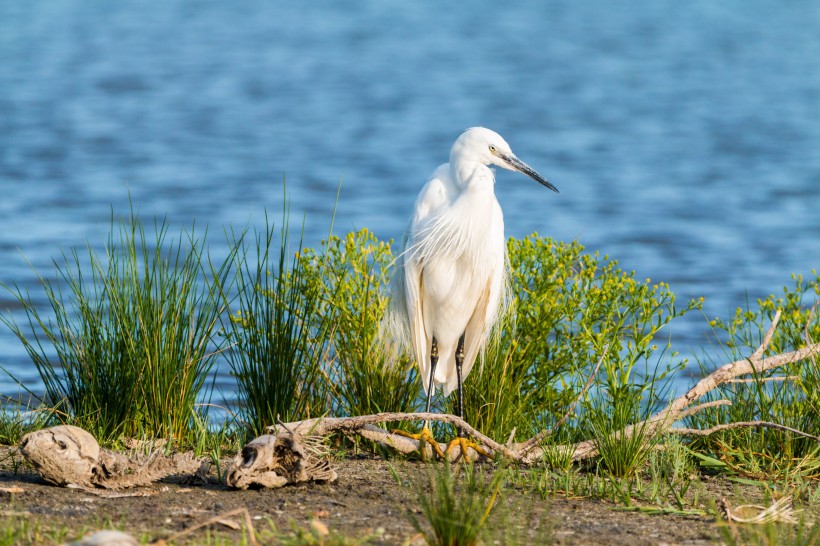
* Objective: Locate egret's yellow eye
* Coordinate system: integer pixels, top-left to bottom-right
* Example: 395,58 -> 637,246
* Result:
489,145 -> 497,153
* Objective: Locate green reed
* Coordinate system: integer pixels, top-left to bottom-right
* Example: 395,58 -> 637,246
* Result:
1,209 -> 232,441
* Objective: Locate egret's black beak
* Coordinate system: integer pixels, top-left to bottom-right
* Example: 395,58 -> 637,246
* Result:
502,154 -> 559,193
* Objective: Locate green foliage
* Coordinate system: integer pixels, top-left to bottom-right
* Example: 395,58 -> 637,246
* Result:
452,235 -> 699,444
0,400 -> 52,446
1,211 -> 230,441
713,271 -> 820,354
689,272 -> 820,480
220,212 -> 330,438
585,384 -> 657,478
0,518 -> 72,546
225,226 -> 420,438
297,229 -> 421,418
408,462 -> 506,546
532,446 -> 704,515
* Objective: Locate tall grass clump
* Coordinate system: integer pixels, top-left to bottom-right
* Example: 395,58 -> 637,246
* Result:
408,461 -> 506,546
219,211 -> 331,438
688,271 -> 820,480
1,211 -> 231,441
585,382 -> 658,478
450,235 -> 700,445
297,229 -> 421,419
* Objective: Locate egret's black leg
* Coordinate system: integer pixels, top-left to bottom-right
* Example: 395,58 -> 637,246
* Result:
393,336 -> 444,457
446,333 -> 490,459
424,337 -> 439,414
455,333 -> 466,438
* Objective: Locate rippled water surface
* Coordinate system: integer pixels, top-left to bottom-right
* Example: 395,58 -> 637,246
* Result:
1,2 -> 819,396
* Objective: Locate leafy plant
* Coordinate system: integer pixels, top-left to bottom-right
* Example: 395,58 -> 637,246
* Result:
299,229 -> 420,419
585,388 -> 655,478
450,235 -> 699,445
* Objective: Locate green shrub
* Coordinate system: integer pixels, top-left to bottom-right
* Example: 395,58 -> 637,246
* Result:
450,235 -> 699,446
298,229 -> 421,419
224,226 -> 420,437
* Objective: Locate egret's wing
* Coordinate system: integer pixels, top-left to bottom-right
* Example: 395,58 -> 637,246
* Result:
403,245 -> 430,392
398,165 -> 453,395
444,244 -> 508,396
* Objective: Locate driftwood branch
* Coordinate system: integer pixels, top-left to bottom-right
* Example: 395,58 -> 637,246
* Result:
269,412 -> 520,461
272,310 -> 820,465
726,376 -> 799,384
674,399 -> 732,420
720,495 -> 799,525
673,421 -> 820,442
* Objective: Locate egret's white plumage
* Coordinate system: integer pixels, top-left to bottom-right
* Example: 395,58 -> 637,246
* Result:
388,127 -> 558,403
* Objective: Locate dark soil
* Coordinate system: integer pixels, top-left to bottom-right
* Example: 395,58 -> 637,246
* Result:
0,447 -> 769,545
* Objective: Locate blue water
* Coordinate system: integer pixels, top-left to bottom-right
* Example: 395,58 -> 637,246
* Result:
1,2 -> 819,398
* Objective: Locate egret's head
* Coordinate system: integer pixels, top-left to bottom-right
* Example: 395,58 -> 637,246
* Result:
452,127 -> 558,193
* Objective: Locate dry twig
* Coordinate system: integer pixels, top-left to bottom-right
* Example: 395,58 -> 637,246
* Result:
673,421 -> 820,442
720,495 -> 799,525
153,507 -> 259,546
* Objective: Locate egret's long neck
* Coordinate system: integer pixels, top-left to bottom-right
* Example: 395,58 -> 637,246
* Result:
449,156 -> 495,193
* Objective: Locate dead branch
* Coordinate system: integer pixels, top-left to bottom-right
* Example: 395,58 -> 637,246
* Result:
653,343 -> 820,429
726,376 -> 799,383
270,337 -> 820,464
673,421 -> 820,442
268,311 -> 820,465
269,412 -> 521,461
672,399 -> 733,420
751,308 -> 781,361
720,495 -> 799,525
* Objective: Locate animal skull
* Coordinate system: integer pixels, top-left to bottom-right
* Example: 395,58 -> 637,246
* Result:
226,432 -> 337,490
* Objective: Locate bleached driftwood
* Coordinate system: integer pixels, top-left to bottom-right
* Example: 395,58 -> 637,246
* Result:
268,412 -> 517,461
20,425 -> 202,489
719,495 -> 799,525
272,311 -> 820,464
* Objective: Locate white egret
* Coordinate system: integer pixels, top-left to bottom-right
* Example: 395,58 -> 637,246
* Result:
387,127 -> 558,457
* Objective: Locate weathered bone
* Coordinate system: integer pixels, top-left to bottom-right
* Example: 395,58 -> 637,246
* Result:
225,432 -> 337,490
20,425 -> 202,489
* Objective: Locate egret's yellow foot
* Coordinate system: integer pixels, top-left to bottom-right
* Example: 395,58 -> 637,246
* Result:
393,426 -> 445,459
445,436 -> 492,461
